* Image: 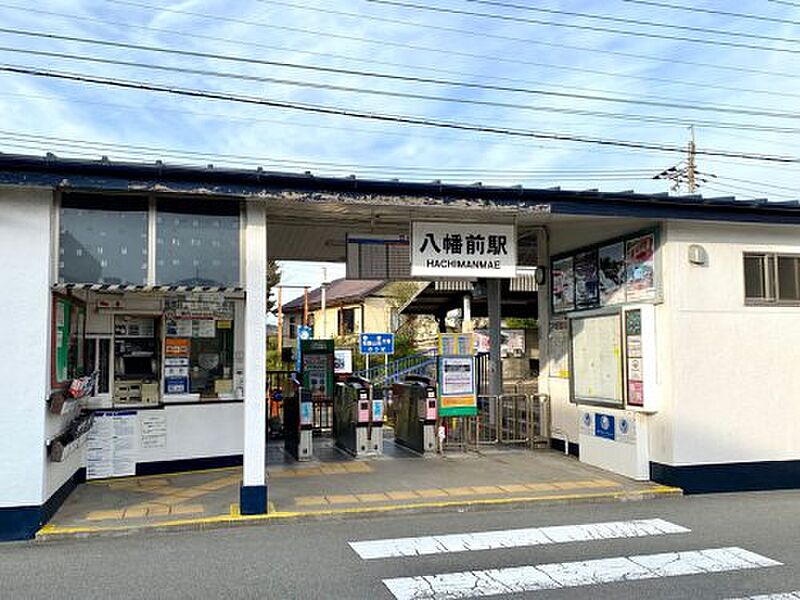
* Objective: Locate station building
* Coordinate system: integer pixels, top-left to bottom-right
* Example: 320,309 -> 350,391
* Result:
1,153 -> 800,541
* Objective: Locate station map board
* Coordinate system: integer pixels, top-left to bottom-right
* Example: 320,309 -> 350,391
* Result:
570,313 -> 623,407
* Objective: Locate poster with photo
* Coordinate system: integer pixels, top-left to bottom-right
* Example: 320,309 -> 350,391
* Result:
626,234 -> 656,301
574,250 -> 599,309
598,242 -> 626,305
552,256 -> 575,313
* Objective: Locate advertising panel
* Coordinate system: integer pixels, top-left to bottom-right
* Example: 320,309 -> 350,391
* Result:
552,256 -> 575,313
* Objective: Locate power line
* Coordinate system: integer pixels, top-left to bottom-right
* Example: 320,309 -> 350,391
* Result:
108,0 -> 800,78
460,0 -> 800,44
0,130 -> 664,176
620,0 -> 800,27
6,49 -> 800,135
2,63 -> 798,164
4,35 -> 800,123
2,3 -> 799,103
768,0 -> 800,7
358,0 -> 800,54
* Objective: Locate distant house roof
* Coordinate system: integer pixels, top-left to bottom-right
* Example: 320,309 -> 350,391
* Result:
282,278 -> 386,312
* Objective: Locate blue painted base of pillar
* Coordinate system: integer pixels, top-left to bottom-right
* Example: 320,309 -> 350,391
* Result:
240,484 -> 268,515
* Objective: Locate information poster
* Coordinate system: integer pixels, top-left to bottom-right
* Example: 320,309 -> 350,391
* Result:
438,355 -> 477,417
548,318 -> 570,378
164,338 -> 190,394
86,410 -> 138,479
552,256 -> 575,313
574,249 -> 599,309
625,309 -> 645,407
598,242 -> 626,305
140,412 -> 167,449
626,234 -> 656,301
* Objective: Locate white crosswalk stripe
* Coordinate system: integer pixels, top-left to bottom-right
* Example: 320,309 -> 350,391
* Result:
382,547 -> 782,600
349,518 -> 689,559
726,594 -> 800,599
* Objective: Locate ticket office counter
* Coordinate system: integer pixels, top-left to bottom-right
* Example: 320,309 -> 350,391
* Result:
75,292 -> 246,478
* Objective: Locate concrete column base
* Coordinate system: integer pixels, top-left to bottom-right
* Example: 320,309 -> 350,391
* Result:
240,484 -> 268,515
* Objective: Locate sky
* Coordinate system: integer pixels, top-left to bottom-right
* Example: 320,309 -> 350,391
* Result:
1,0 -> 800,297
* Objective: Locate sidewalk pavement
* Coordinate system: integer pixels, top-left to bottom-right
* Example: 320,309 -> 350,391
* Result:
37,438 -> 681,541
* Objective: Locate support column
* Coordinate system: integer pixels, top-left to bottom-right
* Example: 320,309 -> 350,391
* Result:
241,200 -> 267,515
487,278 -> 503,396
536,228 -> 551,401
462,294 -> 472,333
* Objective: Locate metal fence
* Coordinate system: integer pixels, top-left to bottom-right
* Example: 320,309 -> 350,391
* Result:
441,393 -> 551,451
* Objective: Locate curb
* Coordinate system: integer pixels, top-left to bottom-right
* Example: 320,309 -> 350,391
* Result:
34,485 -> 683,542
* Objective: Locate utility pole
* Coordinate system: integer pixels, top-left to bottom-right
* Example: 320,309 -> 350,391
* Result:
654,126 -> 702,194
687,126 -> 696,194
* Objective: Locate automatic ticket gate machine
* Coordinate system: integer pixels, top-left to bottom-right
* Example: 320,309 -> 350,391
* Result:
334,375 -> 384,457
284,373 -> 313,461
391,375 -> 438,454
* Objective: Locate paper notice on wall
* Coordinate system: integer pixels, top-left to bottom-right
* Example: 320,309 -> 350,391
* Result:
86,411 -> 138,479
140,412 -> 167,449
175,320 -> 193,337
194,319 -> 216,338
112,412 -> 137,477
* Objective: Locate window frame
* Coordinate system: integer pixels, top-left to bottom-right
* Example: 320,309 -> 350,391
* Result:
744,252 -> 800,306
51,293 -> 87,388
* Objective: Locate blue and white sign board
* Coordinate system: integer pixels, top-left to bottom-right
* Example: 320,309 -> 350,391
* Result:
595,413 -> 616,441
359,333 -> 394,355
296,325 -> 313,372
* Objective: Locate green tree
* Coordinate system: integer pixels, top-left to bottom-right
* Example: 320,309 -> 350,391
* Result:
267,259 -> 281,314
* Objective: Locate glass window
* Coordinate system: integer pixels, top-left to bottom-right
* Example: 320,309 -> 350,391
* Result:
743,254 -> 766,300
339,308 -> 356,335
156,199 -> 240,287
59,195 -> 148,285
778,256 -> 800,301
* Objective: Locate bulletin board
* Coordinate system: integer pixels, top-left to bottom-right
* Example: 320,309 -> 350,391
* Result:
569,312 -> 623,407
52,294 -> 86,386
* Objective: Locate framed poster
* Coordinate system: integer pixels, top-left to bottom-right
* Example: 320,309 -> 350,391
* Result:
52,294 -> 86,387
552,256 -> 575,313
574,249 -> 599,309
626,234 -> 656,301
598,242 -> 626,305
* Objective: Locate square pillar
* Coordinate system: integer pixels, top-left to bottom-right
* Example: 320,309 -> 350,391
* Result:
241,200 -> 267,514
487,278 -> 503,396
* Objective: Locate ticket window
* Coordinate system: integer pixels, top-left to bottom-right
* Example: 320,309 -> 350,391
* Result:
188,323 -> 234,397
85,336 -> 112,399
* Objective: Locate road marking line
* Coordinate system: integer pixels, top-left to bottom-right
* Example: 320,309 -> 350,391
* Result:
726,593 -> 800,599
350,518 -> 689,560
382,547 -> 781,600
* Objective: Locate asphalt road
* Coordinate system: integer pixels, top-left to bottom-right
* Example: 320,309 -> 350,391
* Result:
2,491 -> 800,599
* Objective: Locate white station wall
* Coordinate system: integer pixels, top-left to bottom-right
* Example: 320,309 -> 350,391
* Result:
542,218 -> 661,453
662,221 -> 800,466
0,188 -> 52,508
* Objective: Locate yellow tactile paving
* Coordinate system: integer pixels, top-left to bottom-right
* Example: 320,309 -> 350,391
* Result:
470,485 -> 504,495
295,496 -> 329,506
498,484 -> 529,493
145,505 -> 171,517
385,490 -> 419,500
414,488 -> 450,498
319,464 -> 347,474
344,462 -> 371,473
122,507 -> 148,519
443,486 -> 477,496
523,483 -> 558,492
355,493 -> 390,502
85,509 -> 125,521
326,494 -> 360,504
169,504 -> 204,516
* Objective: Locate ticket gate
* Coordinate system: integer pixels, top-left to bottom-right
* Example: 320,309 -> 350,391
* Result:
391,375 -> 438,454
334,376 -> 384,457
284,374 -> 314,461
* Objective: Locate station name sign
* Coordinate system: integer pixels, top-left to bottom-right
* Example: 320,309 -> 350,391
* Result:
411,222 -> 517,278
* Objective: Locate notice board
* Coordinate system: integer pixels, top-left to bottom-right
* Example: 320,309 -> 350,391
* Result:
570,313 -> 623,407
